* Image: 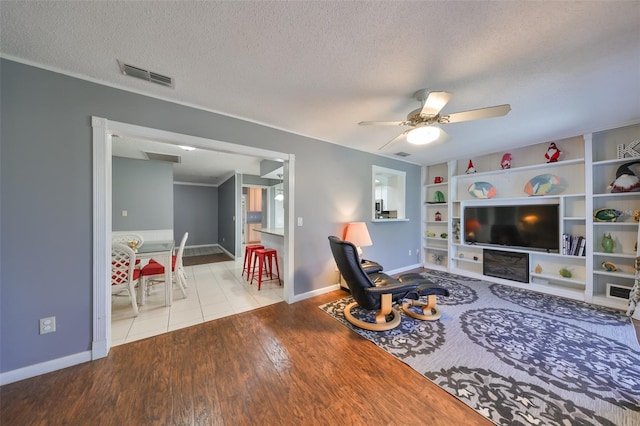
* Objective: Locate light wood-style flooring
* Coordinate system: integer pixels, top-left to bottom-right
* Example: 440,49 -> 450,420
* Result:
2,289 -> 489,425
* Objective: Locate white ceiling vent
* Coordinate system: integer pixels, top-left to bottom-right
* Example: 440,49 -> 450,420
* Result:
144,151 -> 181,163
117,60 -> 174,88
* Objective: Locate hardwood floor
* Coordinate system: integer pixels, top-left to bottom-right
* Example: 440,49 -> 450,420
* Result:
1,290 -> 489,425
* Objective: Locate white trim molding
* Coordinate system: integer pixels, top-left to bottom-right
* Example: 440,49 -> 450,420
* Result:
0,351 -> 92,386
92,116 -> 296,360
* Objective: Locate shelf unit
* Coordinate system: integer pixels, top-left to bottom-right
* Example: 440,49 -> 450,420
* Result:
421,162 -> 449,271
587,123 -> 640,309
452,136 -> 587,300
421,122 -> 640,311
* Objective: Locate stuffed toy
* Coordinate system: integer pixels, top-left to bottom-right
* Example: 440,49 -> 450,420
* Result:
501,153 -> 512,169
545,142 -> 561,163
610,160 -> 640,193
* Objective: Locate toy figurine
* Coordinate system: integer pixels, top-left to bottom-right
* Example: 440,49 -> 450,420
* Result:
465,160 -> 477,174
501,153 -> 512,169
435,211 -> 442,221
545,142 -> 561,163
609,160 -> 640,193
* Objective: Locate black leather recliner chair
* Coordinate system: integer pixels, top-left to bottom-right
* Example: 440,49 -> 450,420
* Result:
328,236 -> 449,331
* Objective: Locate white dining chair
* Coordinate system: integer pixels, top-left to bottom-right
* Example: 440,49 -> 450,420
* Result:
139,232 -> 189,304
111,232 -> 144,251
111,243 -> 140,317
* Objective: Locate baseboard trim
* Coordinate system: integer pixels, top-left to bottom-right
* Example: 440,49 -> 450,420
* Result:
386,263 -> 422,276
0,350 -> 92,386
290,284 -> 341,303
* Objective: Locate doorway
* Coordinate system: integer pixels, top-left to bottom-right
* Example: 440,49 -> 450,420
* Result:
91,117 -> 295,359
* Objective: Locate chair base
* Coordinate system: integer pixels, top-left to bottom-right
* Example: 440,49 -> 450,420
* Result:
401,294 -> 442,321
343,293 -> 401,331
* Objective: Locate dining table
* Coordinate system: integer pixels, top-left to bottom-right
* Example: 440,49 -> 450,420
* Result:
135,239 -> 175,306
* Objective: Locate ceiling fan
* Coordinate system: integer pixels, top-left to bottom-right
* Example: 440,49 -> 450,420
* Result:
359,89 -> 511,151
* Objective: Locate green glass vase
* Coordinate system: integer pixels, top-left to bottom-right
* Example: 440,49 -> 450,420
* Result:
601,233 -> 614,253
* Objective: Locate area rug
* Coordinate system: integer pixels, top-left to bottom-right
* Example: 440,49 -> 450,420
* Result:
319,270 -> 640,426
183,246 -> 233,266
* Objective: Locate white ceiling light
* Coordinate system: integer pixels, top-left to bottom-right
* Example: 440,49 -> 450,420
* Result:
178,145 -> 196,151
406,126 -> 440,145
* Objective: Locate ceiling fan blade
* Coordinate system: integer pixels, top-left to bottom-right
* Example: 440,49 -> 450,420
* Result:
420,91 -> 452,116
378,130 -> 409,151
443,104 -> 511,123
359,120 -> 407,126
435,128 -> 451,144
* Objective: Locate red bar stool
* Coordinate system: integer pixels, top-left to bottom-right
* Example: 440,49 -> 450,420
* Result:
242,244 -> 264,280
250,248 -> 282,290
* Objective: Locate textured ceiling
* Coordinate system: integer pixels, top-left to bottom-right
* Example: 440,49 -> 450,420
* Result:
1,1 -> 639,181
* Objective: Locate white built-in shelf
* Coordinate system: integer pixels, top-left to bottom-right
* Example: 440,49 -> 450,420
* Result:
453,194 -> 586,203
593,251 -> 635,258
591,295 -> 628,310
593,221 -> 639,226
425,246 -> 448,253
424,182 -> 448,188
425,221 -> 447,225
452,158 -> 584,179
425,237 -> 448,242
593,270 -> 634,279
592,157 -> 640,166
530,272 -> 585,287
565,217 -> 587,221
453,257 -> 481,265
593,192 -> 640,199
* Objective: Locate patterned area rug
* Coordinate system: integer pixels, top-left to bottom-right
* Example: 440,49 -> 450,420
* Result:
319,270 -> 640,426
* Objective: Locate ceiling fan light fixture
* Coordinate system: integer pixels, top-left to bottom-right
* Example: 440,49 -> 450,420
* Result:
407,126 -> 440,145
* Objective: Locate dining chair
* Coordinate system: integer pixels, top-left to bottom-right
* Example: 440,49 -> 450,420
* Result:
111,232 -> 145,252
111,243 -> 140,317
140,232 -> 188,304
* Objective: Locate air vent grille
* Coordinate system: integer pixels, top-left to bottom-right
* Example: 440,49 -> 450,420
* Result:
394,152 -> 411,157
118,60 -> 174,88
144,151 -> 181,163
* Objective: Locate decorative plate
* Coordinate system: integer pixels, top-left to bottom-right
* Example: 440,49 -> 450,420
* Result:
593,208 -> 622,222
468,182 -> 496,199
524,174 -> 563,196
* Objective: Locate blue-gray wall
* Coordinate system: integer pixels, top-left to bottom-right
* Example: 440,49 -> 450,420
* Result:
217,176 -> 236,254
0,59 -> 421,374
113,156 -> 174,231
174,183 -> 219,247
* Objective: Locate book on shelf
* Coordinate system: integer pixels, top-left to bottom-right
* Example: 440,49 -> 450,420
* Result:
562,234 -> 585,256
577,238 -> 586,256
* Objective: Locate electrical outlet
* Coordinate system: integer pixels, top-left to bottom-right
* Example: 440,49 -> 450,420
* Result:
39,316 -> 56,334
408,249 -> 412,256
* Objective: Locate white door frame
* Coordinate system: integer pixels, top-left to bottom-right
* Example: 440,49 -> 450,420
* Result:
91,117 -> 295,359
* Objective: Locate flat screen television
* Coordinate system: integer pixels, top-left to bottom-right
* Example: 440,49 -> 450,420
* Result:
463,204 -> 560,253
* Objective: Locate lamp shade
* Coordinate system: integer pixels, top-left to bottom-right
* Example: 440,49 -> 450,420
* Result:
344,222 -> 373,248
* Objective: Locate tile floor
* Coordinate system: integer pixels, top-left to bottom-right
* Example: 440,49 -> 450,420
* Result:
111,258 -> 284,346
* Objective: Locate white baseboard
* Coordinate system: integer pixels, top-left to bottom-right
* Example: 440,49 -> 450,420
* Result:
0,350 -> 92,386
290,284 -> 341,303
386,263 -> 422,275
